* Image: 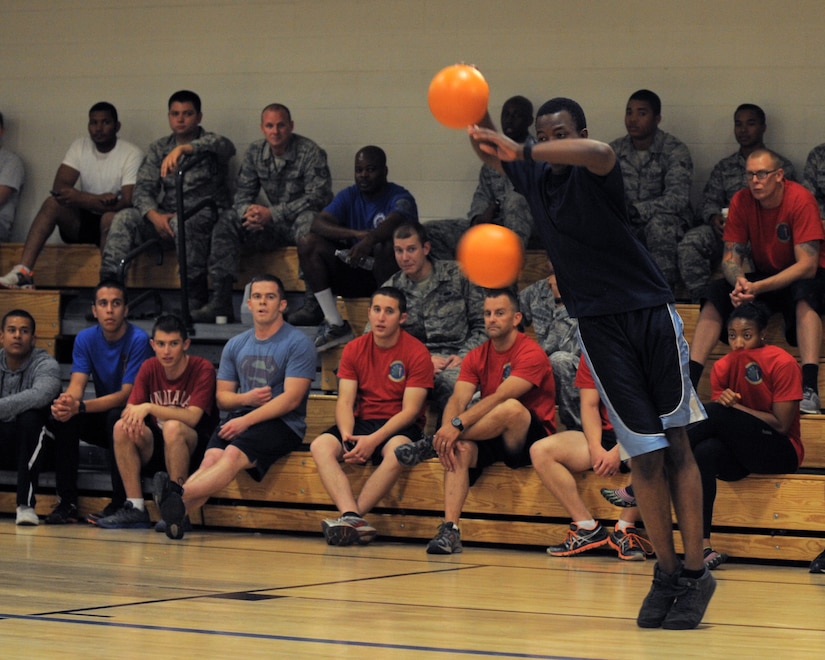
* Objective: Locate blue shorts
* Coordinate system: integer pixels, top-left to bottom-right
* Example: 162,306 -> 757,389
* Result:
578,304 -> 706,458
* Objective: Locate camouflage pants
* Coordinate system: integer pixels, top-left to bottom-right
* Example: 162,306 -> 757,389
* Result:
207,208 -> 315,283
630,212 -> 687,289
426,195 -> 534,261
677,224 -> 722,300
100,206 -> 226,292
550,350 -> 582,431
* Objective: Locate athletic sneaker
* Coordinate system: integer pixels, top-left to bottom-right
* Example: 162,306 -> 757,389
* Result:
637,562 -> 683,628
426,521 -> 462,554
160,490 -> 188,540
321,515 -> 377,546
394,434 -> 437,467
154,516 -> 193,534
600,486 -> 637,508
608,526 -> 654,561
86,501 -> 121,524
314,320 -> 354,352
809,548 -> 825,573
546,523 -> 609,557
95,501 -> 151,529
152,471 -> 182,509
44,501 -> 80,525
0,264 -> 34,289
662,568 -> 717,630
15,505 -> 39,526
703,547 -> 729,570
800,387 -> 821,414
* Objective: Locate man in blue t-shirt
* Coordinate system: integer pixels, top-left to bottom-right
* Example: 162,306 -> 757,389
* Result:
289,145 -> 418,351
468,97 -> 714,631
153,274 -> 317,540
45,280 -> 153,525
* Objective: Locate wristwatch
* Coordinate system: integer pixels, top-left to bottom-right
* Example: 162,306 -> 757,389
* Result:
451,416 -> 464,432
78,400 -> 86,414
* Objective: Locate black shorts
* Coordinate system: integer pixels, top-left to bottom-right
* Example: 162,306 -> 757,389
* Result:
324,419 -> 422,465
206,412 -> 302,482
56,208 -> 102,246
144,417 -> 214,476
469,411 -> 550,486
703,270 -> 825,346
330,255 -> 379,297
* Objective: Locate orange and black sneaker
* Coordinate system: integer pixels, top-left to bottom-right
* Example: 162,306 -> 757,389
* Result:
546,523 -> 608,557
609,525 -> 655,561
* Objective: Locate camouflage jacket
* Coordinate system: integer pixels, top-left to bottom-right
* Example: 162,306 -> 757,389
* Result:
468,164 -> 523,219
519,278 -> 579,357
803,142 -> 825,219
133,128 -> 235,218
233,134 -> 332,224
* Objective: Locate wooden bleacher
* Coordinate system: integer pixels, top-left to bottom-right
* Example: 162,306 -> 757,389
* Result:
1,243 -> 824,564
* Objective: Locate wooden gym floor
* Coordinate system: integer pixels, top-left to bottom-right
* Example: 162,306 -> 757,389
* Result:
1,520 -> 824,659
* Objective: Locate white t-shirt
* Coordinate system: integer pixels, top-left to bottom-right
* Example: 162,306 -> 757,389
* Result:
0,147 -> 25,241
62,136 -> 143,195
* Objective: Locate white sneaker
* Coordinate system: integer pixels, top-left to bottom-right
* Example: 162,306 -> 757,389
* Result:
16,505 -> 39,526
801,387 -> 821,414
0,264 -> 35,289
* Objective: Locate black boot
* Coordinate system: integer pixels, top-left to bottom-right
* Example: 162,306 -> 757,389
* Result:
191,277 -> 235,323
286,291 -> 323,326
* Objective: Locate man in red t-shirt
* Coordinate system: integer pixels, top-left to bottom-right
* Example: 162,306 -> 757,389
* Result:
397,289 -> 556,555
97,314 -> 218,530
689,148 -> 825,414
310,286 -> 434,546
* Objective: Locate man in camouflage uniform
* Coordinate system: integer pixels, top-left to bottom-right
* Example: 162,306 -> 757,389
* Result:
426,96 -> 535,260
678,104 -> 797,301
99,90 -> 235,315
519,259 -> 581,430
381,221 -> 485,412
609,89 -> 693,290
803,141 -> 825,222
195,103 -> 333,323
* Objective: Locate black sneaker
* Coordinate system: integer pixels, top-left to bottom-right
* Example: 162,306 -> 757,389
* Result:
314,320 -> 354,352
152,471 -> 182,509
155,516 -> 193,534
86,501 -> 121,524
600,486 -> 637,508
546,523 -> 609,557
662,568 -> 717,630
608,526 -> 654,561
160,491 -> 187,540
44,501 -> 80,525
703,547 -> 729,570
95,501 -> 151,529
394,435 -> 437,467
637,562 -> 683,628
426,521 -> 462,554
809,548 -> 825,573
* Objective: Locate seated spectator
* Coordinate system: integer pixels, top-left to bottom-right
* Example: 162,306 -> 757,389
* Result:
802,139 -> 825,223
380,221 -> 485,412
396,289 -> 556,555
691,302 -> 802,568
292,146 -> 418,351
609,89 -> 693,290
519,258 -> 581,430
153,274 -> 316,540
531,357 -> 651,560
0,111 -> 25,242
97,314 -> 219,530
197,103 -> 333,323
0,309 -> 61,525
1,102 -> 142,288
99,90 -> 236,317
678,104 -> 797,301
311,287 -> 434,546
426,95 -> 535,259
45,280 -> 154,525
688,149 -> 825,414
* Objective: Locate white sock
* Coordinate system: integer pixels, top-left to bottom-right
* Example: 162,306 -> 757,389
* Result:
128,498 -> 145,512
315,288 -> 343,325
574,519 -> 597,530
616,519 -> 634,532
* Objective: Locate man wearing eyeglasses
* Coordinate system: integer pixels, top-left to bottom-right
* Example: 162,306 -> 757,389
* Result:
688,149 -> 825,414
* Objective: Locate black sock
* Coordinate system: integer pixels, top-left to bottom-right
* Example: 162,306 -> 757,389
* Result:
688,360 -> 704,390
682,566 -> 705,579
342,511 -> 360,519
802,364 -> 819,392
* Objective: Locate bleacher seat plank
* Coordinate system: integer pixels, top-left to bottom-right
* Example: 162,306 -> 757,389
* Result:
0,244 -> 100,288
0,289 -> 61,356
305,394 -> 337,440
